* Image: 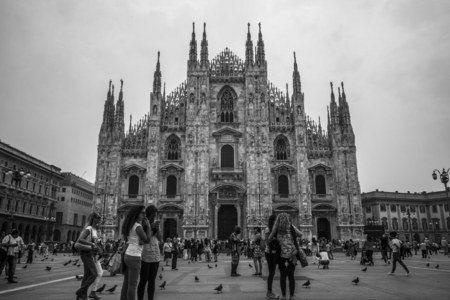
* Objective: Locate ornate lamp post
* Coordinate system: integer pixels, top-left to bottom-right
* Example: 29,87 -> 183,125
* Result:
6,168 -> 31,232
402,208 -> 415,242
432,168 -> 450,240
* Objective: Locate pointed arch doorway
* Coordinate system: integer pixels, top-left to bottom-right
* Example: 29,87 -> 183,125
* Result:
164,219 -> 177,240
317,218 -> 331,241
217,205 -> 237,240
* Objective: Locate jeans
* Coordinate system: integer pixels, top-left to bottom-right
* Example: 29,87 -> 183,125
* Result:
120,254 -> 141,300
391,252 -> 409,274
76,251 -> 98,297
137,261 -> 159,300
172,252 -> 178,269
265,252 -> 277,293
366,249 -> 374,265
278,257 -> 296,297
5,255 -> 17,281
91,259 -> 103,291
0,249 -> 7,276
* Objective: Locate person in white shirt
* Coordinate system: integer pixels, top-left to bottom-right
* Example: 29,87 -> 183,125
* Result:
1,229 -> 19,283
318,251 -> 330,269
388,231 -> 410,276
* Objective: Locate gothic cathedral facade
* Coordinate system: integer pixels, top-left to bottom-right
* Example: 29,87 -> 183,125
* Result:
94,23 -> 364,241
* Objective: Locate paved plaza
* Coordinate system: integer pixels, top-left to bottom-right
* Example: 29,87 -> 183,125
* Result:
0,252 -> 449,300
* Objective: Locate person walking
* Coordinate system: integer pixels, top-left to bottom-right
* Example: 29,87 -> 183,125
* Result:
137,205 -> 161,300
120,205 -> 151,300
441,237 -> 448,256
1,229 -> 20,283
229,226 -> 242,277
264,214 -> 279,299
26,241 -> 35,264
252,227 -> 263,276
362,236 -> 374,266
171,238 -> 179,270
387,231 -> 411,277
87,214 -> 104,300
269,213 -> 303,300
420,240 -> 427,258
75,212 -> 101,300
163,238 -> 172,266
15,233 -> 24,264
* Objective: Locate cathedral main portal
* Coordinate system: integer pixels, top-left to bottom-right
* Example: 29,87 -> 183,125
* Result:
217,205 -> 237,240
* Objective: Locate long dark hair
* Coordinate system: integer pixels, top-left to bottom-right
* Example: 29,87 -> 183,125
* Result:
121,205 -> 144,238
268,214 -> 277,232
143,205 -> 158,233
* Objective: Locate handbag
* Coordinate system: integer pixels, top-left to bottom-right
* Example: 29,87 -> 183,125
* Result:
75,228 -> 93,252
290,225 -> 308,268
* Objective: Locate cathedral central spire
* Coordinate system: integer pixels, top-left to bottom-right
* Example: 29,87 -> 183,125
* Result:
245,22 -> 254,66
200,22 -> 208,67
153,51 -> 162,95
189,22 -> 197,67
293,52 -> 301,95
256,22 -> 265,66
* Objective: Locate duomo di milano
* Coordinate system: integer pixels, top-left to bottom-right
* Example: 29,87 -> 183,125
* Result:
94,23 -> 364,241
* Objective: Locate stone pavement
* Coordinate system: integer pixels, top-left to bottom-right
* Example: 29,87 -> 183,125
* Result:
0,252 -> 449,300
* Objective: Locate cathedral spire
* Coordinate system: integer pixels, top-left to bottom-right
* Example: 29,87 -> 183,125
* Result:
292,52 -> 301,96
153,51 -> 162,95
163,82 -> 166,101
200,22 -> 209,67
256,22 -> 265,66
286,83 -> 291,110
114,79 -> 125,140
189,22 -> 197,67
129,114 -> 132,134
245,22 -> 254,67
107,80 -> 112,100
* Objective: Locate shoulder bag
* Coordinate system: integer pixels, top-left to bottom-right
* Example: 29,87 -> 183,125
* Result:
290,225 -> 308,268
75,228 -> 93,252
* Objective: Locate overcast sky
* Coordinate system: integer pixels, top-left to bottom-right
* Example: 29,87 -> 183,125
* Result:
0,0 -> 449,193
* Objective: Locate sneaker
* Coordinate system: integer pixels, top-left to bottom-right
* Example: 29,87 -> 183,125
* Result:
406,272 -> 411,277
387,272 -> 394,275
265,292 -> 279,299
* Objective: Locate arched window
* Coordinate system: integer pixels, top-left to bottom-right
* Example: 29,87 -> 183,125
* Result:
166,136 -> 181,160
128,175 -> 139,198
412,218 -> 418,230
402,218 -> 408,230
220,88 -> 235,123
421,218 -> 428,230
274,135 -> 289,160
166,175 -> 177,197
315,175 -> 326,195
433,218 -> 440,230
382,217 -> 388,229
392,218 -> 398,230
278,175 -> 289,197
221,145 -> 234,168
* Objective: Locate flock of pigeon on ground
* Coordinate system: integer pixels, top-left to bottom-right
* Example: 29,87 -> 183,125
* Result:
17,254 -> 442,295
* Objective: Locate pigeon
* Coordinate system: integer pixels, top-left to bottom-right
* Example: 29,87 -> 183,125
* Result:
195,276 -> 199,282
75,275 -> 83,280
105,285 -> 118,293
214,284 -> 223,294
249,263 -> 253,268
215,264 -> 217,268
51,258 -> 54,262
426,263 -> 430,267
95,283 -> 106,293
22,265 -> 28,269
208,264 -> 213,269
63,254 -> 66,256
159,281 -> 166,290
352,277 -> 359,285
362,267 -> 367,272
159,273 -> 163,280
188,261 -> 191,264
302,280 -> 310,288
435,264 -> 439,269
46,266 -> 52,271
73,262 -> 78,266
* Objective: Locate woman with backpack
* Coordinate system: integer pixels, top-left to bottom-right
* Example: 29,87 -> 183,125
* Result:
268,213 -> 303,300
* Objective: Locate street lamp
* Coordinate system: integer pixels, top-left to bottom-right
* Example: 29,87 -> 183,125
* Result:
402,208 -> 416,242
432,168 -> 450,239
6,168 -> 31,232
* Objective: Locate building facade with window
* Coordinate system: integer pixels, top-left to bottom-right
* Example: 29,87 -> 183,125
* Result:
95,24 -> 364,241
54,172 -> 95,243
361,190 -> 450,242
0,140 -> 63,243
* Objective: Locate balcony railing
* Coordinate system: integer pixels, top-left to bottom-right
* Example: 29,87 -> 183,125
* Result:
272,194 -> 296,202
